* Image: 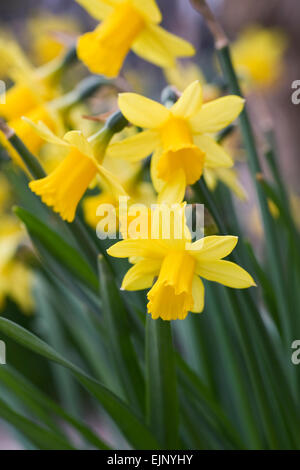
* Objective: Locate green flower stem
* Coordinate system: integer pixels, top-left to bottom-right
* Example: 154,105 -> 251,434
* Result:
51,75 -> 111,112
146,317 -> 179,449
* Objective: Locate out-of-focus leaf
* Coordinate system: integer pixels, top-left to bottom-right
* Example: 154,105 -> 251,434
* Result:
0,317 -> 160,450
98,256 -> 145,414
146,317 -> 179,449
14,206 -> 99,293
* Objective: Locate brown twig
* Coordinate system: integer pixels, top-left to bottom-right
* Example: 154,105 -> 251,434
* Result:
189,0 -> 229,49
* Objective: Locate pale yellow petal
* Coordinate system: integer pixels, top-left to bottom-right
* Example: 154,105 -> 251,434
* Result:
216,168 -> 248,201
194,135 -> 233,168
64,130 -> 93,158
107,239 -> 166,259
189,235 -> 238,261
196,260 -> 256,288
21,118 -> 67,147
75,0 -> 112,20
132,24 -> 195,69
150,148 -> 164,193
132,0 -> 162,23
97,165 -> 127,200
118,93 -> 170,129
121,259 -> 161,291
171,81 -> 203,119
191,275 -> 205,313
190,96 -> 245,134
106,130 -> 158,161
157,169 -> 186,205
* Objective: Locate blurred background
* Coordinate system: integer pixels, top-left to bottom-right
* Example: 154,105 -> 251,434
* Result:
0,0 -> 299,449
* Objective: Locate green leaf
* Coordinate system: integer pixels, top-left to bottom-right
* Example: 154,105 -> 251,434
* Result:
146,317 -> 179,449
0,397 -> 74,450
98,256 -> 145,414
0,317 -> 159,450
0,366 -> 110,449
14,206 -> 99,292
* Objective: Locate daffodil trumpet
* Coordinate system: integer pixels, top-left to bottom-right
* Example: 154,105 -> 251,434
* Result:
76,0 -> 195,77
107,80 -> 244,204
26,111 -> 128,222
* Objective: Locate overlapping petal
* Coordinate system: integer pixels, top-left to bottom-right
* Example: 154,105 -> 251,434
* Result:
119,93 -> 170,129
171,81 -> 203,119
194,135 -> 233,168
121,259 -> 161,291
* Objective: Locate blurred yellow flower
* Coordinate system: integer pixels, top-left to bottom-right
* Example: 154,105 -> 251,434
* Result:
108,81 -> 244,203
27,120 -> 126,222
232,26 -> 287,89
108,205 -> 255,320
0,216 -> 34,313
76,0 -> 194,77
204,167 -> 247,201
164,61 -> 220,102
83,157 -> 155,229
27,14 -> 80,65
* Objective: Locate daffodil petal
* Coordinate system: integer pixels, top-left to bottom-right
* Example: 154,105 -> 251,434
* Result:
191,275 -> 205,312
132,0 -> 162,23
121,259 -> 161,291
189,236 -> 238,261
196,260 -> 256,288
106,130 -> 158,161
171,81 -> 203,118
75,0 -> 112,20
203,168 -> 217,191
132,24 -> 195,69
21,118 -> 67,147
194,135 -> 233,168
64,130 -> 94,158
107,239 -> 166,259
150,148 -> 164,193
190,96 -> 245,134
157,169 -> 186,205
215,168 -> 248,201
118,92 -> 170,129
97,165 -> 127,199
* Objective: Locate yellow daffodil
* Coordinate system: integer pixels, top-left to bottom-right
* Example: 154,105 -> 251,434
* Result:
76,0 -> 194,77
83,157 -> 155,229
108,205 -> 255,320
26,120 -> 126,222
107,81 -> 244,203
0,37 -> 60,122
204,167 -> 247,201
164,61 -> 220,102
27,14 -> 80,65
0,216 -> 34,313
232,26 -> 287,89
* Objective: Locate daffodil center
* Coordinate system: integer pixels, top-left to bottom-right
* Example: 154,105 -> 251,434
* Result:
157,116 -> 205,185
147,251 -> 196,320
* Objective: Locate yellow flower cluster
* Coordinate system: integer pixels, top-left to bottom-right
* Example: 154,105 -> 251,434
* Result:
0,1 -> 268,321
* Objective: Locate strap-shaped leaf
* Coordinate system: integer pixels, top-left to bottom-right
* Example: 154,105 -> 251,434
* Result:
0,317 -> 159,450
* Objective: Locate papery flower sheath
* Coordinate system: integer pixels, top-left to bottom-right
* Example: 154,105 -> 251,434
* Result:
107,81 -> 244,203
76,0 -> 194,77
108,204 -> 255,320
26,120 -> 126,222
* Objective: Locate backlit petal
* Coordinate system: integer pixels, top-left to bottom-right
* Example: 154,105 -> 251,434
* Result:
106,130 -> 158,161
107,239 -> 166,259
190,96 -> 245,134
75,0 -> 113,21
132,24 -> 195,69
189,236 -> 238,261
194,135 -> 233,168
157,169 -> 186,205
121,259 -> 161,291
171,81 -> 203,119
21,118 -> 67,147
118,93 -> 170,129
191,275 -> 205,313
196,260 -> 256,288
